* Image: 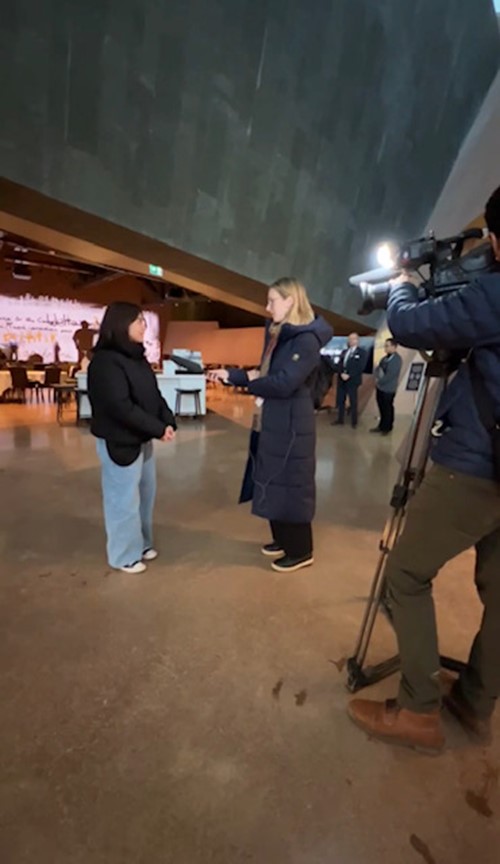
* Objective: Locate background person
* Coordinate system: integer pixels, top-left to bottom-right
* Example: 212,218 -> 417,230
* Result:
73,320 -> 98,364
88,303 -> 176,574
332,333 -> 367,428
348,185 -> 500,753
209,278 -> 332,573
371,338 -> 402,435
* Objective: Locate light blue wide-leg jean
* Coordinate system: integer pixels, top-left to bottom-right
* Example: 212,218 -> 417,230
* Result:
96,440 -> 157,568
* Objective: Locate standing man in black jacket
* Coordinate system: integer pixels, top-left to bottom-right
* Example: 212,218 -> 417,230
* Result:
333,333 -> 367,429
371,338 -> 402,435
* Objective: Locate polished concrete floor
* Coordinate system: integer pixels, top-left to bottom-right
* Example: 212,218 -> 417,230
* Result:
0,395 -> 499,863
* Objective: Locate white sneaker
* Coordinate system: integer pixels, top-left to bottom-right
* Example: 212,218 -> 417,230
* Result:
143,548 -> 158,562
119,561 -> 147,574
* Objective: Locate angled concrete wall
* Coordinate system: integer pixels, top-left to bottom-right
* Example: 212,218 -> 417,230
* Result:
0,0 -> 498,321
366,65 -> 500,425
426,68 -> 500,236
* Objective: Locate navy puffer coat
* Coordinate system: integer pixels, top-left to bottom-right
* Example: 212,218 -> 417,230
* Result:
387,271 -> 500,480
229,316 -> 333,523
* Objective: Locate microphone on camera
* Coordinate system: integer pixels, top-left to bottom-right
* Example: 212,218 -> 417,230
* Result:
438,227 -> 486,245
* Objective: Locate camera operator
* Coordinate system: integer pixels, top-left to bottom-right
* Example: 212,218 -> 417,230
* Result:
348,185 -> 500,753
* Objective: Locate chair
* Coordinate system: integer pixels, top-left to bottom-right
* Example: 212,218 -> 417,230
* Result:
175,388 -> 202,418
9,368 -> 39,403
42,367 -> 61,402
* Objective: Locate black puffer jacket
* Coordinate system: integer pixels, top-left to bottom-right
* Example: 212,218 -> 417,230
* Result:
88,342 -> 175,465
387,272 -> 500,480
229,316 -> 333,523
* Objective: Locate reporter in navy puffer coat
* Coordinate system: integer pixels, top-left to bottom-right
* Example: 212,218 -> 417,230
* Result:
209,278 -> 333,572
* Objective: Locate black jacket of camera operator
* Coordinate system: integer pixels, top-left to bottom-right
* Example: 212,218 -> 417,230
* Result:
387,273 -> 500,481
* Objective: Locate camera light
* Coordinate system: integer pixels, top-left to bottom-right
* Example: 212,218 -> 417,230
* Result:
376,242 -> 397,269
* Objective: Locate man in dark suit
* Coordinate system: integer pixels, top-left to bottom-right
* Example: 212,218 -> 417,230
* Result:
332,333 -> 367,429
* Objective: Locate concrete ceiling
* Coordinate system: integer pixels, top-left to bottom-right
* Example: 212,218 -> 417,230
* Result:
0,178 -> 375,335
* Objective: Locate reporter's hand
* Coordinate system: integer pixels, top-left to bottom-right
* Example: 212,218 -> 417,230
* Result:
207,369 -> 229,384
341,373 -> 350,381
161,426 -> 176,442
247,369 -> 260,382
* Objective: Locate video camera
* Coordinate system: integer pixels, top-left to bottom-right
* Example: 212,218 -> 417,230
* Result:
350,228 -> 495,316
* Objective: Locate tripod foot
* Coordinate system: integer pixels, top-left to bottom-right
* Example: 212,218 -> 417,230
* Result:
346,657 -> 373,693
346,654 -> 401,693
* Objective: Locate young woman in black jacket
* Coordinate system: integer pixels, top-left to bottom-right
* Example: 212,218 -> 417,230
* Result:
88,303 -> 176,573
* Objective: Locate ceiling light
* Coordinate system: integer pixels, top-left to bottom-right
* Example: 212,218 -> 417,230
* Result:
13,261 -> 32,281
376,242 -> 397,269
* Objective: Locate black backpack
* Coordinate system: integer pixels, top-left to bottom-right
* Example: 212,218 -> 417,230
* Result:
309,357 -> 334,410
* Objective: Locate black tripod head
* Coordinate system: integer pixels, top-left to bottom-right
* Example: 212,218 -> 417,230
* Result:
420,349 -> 466,380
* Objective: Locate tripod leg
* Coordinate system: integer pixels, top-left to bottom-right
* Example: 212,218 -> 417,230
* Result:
346,506 -> 405,692
345,370 -> 449,693
348,452 -> 411,677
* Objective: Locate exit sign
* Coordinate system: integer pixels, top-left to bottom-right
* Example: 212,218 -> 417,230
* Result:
149,264 -> 163,277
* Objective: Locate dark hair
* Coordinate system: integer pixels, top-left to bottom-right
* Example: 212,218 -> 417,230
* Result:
385,338 -> 398,347
485,186 -> 500,238
95,302 -> 143,354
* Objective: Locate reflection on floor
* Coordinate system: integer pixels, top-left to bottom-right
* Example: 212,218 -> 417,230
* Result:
206,382 -> 255,427
0,398 -> 497,864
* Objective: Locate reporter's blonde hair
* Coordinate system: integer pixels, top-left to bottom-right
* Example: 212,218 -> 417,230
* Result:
270,277 -> 315,326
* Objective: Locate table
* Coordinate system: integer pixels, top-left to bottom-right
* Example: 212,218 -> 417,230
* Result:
75,373 -> 91,420
0,369 -> 45,396
75,369 -> 206,418
0,371 -> 11,397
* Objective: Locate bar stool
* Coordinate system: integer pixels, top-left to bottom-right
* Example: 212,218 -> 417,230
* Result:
53,383 -> 76,425
175,388 -> 202,418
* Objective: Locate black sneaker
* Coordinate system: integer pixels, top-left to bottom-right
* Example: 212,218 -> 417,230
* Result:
261,542 -> 284,557
271,554 -> 314,573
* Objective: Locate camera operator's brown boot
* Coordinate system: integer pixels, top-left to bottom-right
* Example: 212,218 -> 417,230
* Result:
348,698 -> 445,754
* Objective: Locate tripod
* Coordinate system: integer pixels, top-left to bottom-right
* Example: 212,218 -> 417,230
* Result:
346,351 -> 466,693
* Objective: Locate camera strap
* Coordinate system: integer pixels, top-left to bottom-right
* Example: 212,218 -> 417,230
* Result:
468,352 -> 500,484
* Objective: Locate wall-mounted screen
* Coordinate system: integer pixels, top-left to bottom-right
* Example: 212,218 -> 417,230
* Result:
0,294 -> 161,364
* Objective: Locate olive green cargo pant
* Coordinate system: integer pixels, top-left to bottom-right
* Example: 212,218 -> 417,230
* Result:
386,464 -> 500,719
